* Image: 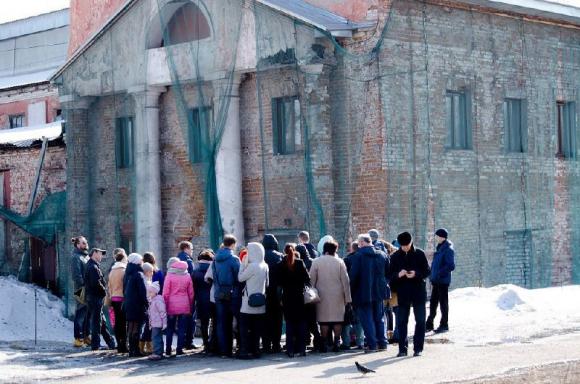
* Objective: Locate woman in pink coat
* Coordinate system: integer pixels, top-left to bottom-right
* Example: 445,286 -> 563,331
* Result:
162,260 -> 194,356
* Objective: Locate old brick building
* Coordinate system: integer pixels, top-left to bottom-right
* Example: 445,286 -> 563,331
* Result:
0,10 -> 69,291
53,0 -> 579,308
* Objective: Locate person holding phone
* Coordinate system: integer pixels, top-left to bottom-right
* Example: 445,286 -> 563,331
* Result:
388,232 -> 430,357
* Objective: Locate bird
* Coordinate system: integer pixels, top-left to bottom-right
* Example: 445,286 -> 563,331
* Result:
355,361 -> 376,375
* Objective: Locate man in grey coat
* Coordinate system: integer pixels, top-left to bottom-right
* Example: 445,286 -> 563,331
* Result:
70,236 -> 90,347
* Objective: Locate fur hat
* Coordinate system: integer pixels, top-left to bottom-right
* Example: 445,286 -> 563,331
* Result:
128,253 -> 143,265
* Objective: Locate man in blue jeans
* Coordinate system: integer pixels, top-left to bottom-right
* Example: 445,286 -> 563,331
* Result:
210,235 -> 241,357
348,234 -> 390,353
389,232 -> 430,357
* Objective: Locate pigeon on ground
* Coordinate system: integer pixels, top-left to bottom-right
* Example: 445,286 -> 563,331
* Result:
355,361 -> 376,375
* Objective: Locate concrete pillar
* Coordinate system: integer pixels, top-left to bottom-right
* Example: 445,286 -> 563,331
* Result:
129,85 -> 166,257
213,74 -> 245,244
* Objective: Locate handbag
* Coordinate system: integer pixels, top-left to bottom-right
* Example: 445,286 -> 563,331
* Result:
73,287 -> 86,305
248,292 -> 266,307
213,262 -> 233,302
303,286 -> 320,304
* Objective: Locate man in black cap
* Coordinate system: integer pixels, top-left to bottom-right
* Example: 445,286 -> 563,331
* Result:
426,228 -> 456,333
85,248 -> 115,351
389,232 -> 430,357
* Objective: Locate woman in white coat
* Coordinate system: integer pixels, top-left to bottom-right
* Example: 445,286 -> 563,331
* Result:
238,242 -> 269,359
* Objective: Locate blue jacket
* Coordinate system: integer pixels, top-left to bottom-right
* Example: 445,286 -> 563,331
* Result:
430,240 -> 455,285
152,270 -> 165,294
348,246 -> 390,305
213,248 -> 242,299
123,263 -> 148,322
177,251 -> 195,276
193,261 -> 212,306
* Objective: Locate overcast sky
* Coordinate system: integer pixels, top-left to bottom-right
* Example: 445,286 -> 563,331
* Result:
0,0 -> 70,24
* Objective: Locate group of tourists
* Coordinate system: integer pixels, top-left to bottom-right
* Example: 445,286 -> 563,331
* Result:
70,228 -> 455,360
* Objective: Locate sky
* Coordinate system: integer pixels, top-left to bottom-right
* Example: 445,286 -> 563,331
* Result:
0,0 -> 70,24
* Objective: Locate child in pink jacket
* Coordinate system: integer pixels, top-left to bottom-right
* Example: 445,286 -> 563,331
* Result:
147,282 -> 166,360
162,260 -> 194,356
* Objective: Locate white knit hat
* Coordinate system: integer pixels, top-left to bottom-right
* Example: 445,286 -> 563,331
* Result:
128,253 -> 143,265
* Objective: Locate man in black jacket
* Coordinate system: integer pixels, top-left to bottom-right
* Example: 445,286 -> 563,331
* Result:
389,232 -> 430,357
85,248 -> 115,351
262,234 -> 283,353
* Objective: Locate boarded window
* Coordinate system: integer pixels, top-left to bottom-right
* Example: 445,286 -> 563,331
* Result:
445,91 -> 472,150
163,2 -> 210,47
116,117 -> 134,169
189,107 -> 212,164
557,101 -> 577,159
272,96 -> 301,155
504,98 -> 528,153
505,230 -> 532,288
9,114 -> 24,129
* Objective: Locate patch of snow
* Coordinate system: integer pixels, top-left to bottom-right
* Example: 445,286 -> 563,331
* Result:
438,284 -> 580,345
0,276 -> 72,343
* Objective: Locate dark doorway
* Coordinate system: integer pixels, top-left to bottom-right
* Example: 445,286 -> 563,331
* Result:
30,237 -> 57,294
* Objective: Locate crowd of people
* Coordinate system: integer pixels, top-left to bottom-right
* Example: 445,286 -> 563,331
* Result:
70,228 -> 455,360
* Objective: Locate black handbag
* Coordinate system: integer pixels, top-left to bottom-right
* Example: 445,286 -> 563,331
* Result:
248,292 -> 266,307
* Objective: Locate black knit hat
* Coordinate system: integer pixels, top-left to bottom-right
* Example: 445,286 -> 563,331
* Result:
435,228 -> 449,238
397,232 -> 413,246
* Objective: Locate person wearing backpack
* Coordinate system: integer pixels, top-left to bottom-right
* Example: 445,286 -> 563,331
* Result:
212,235 -> 241,357
237,242 -> 269,359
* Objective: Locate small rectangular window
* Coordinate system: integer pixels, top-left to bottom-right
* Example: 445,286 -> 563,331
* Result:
557,101 -> 577,159
9,114 -> 24,129
504,98 -> 527,153
272,96 -> 301,155
189,107 -> 212,163
445,91 -> 472,150
116,117 -> 134,169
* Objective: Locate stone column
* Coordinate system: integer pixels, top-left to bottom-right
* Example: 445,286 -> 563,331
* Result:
213,74 -> 245,244
129,85 -> 166,257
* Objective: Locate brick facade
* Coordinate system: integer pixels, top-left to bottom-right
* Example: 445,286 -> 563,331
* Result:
59,0 -> 580,290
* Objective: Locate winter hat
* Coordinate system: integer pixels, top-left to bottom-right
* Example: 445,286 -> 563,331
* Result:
142,262 -> 154,273
435,228 -> 449,239
368,229 -> 380,241
166,256 -> 179,270
317,235 -> 335,256
147,281 -> 160,295
128,253 -> 143,265
396,232 -> 413,246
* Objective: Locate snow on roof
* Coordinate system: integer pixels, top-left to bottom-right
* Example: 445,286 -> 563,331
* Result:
0,68 -> 58,90
0,121 -> 63,147
0,8 -> 69,41
459,0 -> 580,24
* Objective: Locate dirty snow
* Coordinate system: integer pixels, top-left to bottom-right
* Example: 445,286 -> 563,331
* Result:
0,276 -> 72,343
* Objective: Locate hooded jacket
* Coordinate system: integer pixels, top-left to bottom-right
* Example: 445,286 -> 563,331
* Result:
262,234 -> 283,297
348,246 -> 390,305
238,242 -> 269,314
123,262 -> 148,321
163,260 -> 194,315
108,261 -> 127,298
430,240 -> 455,285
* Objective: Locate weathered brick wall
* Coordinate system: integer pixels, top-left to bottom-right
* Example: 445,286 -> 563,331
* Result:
332,0 -> 580,287
0,145 -> 66,274
0,83 -> 61,128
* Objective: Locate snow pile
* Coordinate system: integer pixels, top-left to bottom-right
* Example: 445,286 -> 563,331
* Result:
442,284 -> 580,345
0,276 -> 72,342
